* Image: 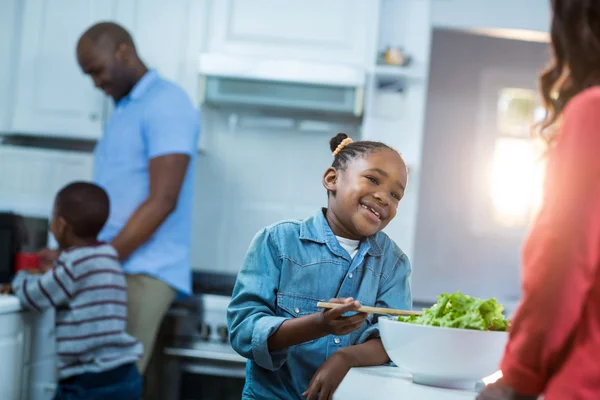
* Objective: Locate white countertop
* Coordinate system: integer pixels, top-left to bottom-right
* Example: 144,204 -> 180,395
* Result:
0,295 -> 22,314
334,367 -> 478,400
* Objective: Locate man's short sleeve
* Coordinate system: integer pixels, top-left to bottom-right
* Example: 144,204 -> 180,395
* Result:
143,86 -> 200,158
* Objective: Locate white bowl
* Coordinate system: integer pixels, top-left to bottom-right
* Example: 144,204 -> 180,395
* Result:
379,317 -> 509,390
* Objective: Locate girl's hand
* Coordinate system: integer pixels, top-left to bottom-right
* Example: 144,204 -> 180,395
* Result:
477,379 -> 539,400
317,298 -> 368,336
303,351 -> 352,400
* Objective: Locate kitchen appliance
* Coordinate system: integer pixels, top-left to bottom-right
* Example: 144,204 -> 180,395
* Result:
0,213 -> 57,400
197,53 -> 365,117
150,272 -> 246,400
0,212 -> 26,283
0,212 -> 49,284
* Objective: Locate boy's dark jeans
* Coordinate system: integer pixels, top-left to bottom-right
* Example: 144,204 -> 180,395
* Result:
53,363 -> 141,400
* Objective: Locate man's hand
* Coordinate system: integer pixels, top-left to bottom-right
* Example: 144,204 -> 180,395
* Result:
303,351 -> 352,400
37,248 -> 59,273
316,298 -> 368,336
477,379 -> 539,400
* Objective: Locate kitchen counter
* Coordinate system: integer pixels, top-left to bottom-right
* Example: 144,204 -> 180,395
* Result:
0,295 -> 57,400
334,367 -> 479,400
0,295 -> 21,313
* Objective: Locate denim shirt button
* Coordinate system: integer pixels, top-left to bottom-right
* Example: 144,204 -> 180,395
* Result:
348,273 -> 353,279
294,307 -> 300,314
333,337 -> 341,344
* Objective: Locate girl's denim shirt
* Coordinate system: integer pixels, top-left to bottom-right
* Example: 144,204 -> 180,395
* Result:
227,209 -> 412,399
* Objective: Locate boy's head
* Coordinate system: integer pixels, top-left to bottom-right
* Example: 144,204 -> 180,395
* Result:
322,133 -> 408,240
50,182 -> 110,249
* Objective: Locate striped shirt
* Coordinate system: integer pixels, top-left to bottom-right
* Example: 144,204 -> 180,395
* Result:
11,244 -> 142,379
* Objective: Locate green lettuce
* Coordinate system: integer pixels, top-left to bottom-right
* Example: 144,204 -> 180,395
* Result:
399,291 -> 510,331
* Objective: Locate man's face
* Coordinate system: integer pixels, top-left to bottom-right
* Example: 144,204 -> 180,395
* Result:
76,36 -> 130,101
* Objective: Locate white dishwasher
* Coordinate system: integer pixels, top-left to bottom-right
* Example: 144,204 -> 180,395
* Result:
0,295 -> 57,400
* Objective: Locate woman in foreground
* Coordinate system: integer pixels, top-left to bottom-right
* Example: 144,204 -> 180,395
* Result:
479,0 -> 600,399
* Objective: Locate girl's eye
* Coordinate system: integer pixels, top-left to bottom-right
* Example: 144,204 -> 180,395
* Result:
366,176 -> 378,184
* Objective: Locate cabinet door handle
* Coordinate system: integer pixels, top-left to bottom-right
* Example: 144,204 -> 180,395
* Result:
89,113 -> 99,121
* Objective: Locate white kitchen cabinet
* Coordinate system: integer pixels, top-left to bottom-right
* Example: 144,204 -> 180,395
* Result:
11,0 -> 126,140
118,0 -> 208,105
21,310 -> 57,400
207,0 -> 378,68
362,0 -> 433,261
0,0 -> 21,133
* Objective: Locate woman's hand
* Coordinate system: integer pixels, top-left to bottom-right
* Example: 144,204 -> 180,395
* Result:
477,379 -> 539,400
303,351 -> 352,400
316,298 -> 368,336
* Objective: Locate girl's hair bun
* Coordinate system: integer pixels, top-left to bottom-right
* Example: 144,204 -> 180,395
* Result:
329,133 -> 349,152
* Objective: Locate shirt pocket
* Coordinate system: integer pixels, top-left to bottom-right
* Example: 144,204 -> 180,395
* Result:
278,255 -> 347,299
276,292 -> 323,346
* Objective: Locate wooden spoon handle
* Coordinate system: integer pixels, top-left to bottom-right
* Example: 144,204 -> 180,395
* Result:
317,302 -> 422,316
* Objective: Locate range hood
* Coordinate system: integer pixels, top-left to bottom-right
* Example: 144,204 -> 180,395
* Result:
197,54 -> 365,117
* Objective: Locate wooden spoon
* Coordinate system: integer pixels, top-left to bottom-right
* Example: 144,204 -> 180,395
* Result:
317,302 -> 422,317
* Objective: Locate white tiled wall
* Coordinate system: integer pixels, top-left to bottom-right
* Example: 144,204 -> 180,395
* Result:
0,145 -> 94,218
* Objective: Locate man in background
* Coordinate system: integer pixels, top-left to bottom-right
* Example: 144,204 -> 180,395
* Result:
75,21 -> 200,375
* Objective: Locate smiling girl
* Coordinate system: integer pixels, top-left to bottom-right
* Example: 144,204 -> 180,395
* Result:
227,133 -> 413,399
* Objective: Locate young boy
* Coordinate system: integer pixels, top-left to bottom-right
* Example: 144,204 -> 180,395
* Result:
6,181 -> 143,399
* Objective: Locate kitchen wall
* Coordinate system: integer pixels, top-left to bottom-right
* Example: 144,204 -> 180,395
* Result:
190,109 -> 361,273
411,29 -> 549,305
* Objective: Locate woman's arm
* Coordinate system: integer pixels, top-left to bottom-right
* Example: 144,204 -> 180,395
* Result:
499,92 -> 600,395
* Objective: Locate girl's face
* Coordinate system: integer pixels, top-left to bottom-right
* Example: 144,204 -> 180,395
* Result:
323,149 -> 408,240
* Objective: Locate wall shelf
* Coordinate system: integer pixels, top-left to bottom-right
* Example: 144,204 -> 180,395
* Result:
371,64 -> 427,81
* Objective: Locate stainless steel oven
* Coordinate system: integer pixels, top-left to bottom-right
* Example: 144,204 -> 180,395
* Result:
146,273 -> 246,400
162,341 -> 246,400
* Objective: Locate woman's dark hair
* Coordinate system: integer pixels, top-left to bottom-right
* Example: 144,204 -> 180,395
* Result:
329,133 -> 402,170
537,0 -> 600,145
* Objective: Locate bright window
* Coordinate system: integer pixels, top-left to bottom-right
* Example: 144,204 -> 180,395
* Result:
489,88 -> 545,226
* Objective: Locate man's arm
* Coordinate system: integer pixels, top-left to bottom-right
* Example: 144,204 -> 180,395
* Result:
110,154 -> 189,260
110,86 -> 199,261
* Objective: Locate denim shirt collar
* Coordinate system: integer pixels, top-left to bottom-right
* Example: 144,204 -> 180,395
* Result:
299,208 -> 383,257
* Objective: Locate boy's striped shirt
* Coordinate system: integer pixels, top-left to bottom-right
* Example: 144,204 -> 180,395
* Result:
12,244 -> 142,379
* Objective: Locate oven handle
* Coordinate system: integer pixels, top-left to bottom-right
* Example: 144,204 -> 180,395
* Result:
180,363 -> 246,379
164,347 -> 247,364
